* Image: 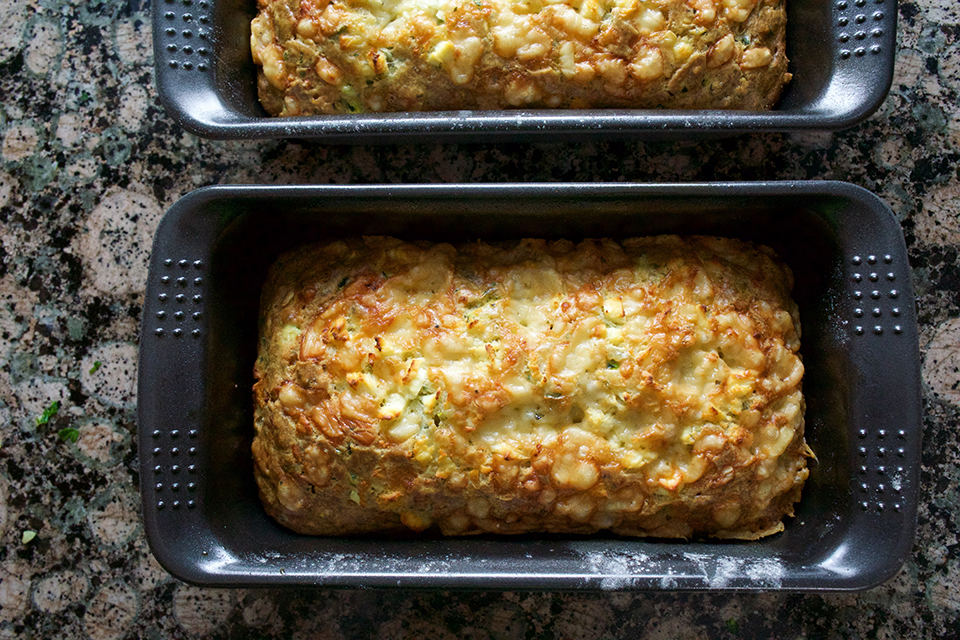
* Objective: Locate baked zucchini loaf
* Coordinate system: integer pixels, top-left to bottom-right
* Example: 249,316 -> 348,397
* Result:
253,236 -> 811,539
251,0 -> 791,115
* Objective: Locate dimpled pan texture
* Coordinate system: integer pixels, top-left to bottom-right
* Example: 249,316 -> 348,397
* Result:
253,235 -> 811,539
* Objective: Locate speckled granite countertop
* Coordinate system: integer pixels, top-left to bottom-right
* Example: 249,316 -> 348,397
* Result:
1,0 -> 958,637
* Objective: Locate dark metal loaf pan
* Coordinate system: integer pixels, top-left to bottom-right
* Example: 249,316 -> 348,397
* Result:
138,182 -> 920,589
153,0 -> 897,142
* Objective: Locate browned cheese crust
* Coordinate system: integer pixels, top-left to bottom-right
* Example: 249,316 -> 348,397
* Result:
253,236 -> 812,539
251,0 -> 791,115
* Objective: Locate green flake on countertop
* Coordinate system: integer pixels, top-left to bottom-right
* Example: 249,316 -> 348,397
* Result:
22,530 -> 36,544
726,618 -> 739,633
36,400 -> 61,426
58,427 -> 80,443
89,360 -> 102,374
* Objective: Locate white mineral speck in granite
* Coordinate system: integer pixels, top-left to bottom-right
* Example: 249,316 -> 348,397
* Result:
134,549 -> 172,591
86,487 -> 140,548
14,378 -> 70,431
949,112 -> 960,148
875,135 -> 910,170
0,562 -> 31,623
32,571 -> 89,614
24,21 -> 62,76
117,84 -> 148,133
75,420 -> 128,467
80,342 -> 138,409
554,600 -> 613,640
892,45 -> 931,88
0,171 -> 11,207
55,113 -> 83,147
242,594 -> 280,629
65,157 -> 99,181
243,595 -> 285,636
83,580 -> 140,640
923,318 -> 960,406
1,283 -> 34,348
114,19 -> 152,66
785,130 -> 835,159
173,585 -> 238,636
867,565 -> 925,619
924,2 -> 960,22
77,189 -> 162,296
917,180 -> 960,245
1,123 -> 39,162
0,4 -> 25,64
943,54 -> 960,97
481,602 -> 528,640
927,560 -> 960,614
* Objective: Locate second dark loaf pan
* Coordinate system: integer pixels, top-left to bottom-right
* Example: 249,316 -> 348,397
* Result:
153,0 -> 897,142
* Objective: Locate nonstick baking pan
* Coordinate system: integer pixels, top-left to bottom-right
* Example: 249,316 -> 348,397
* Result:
153,0 -> 897,142
138,182 -> 920,589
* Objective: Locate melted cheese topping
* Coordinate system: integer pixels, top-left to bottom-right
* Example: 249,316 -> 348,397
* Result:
254,236 -> 810,538
250,0 -> 787,114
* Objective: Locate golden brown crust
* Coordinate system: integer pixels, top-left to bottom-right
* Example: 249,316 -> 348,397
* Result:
251,0 -> 791,115
253,236 -> 811,539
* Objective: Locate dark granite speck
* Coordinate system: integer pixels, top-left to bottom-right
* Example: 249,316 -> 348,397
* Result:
1,0 -> 959,637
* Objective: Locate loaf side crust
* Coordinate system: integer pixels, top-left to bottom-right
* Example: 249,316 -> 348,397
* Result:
251,0 -> 791,114
253,236 -> 812,538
